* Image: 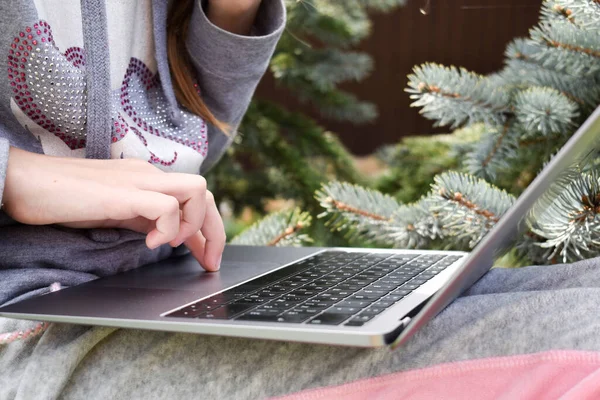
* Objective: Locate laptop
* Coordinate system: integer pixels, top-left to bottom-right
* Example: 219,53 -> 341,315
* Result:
2,106 -> 600,349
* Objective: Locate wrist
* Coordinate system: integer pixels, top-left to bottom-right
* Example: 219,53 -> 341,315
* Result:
2,146 -> 30,216
205,0 -> 262,35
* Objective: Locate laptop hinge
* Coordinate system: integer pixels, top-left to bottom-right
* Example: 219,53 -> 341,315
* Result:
384,316 -> 411,345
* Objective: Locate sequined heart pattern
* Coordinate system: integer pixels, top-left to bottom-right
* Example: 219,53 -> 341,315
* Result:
114,57 -> 208,159
8,21 -> 88,149
8,20 -> 209,169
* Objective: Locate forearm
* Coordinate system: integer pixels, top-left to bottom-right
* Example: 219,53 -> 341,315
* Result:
205,0 -> 262,35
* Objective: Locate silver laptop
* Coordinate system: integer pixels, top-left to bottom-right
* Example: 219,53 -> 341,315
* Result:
2,106 -> 600,348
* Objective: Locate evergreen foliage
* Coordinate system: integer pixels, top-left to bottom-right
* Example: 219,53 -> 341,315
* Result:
211,0 -> 405,243
231,208 -> 313,247
312,0 -> 600,264
374,125 -> 483,203
234,0 -> 600,266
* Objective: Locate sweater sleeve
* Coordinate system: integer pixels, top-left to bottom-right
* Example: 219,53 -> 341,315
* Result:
185,0 -> 286,173
0,137 -> 9,206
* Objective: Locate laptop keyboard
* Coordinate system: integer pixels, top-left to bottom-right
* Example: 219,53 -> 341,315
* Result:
165,251 -> 463,327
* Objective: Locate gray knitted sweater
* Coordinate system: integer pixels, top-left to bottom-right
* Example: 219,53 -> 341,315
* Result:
0,0 -> 285,306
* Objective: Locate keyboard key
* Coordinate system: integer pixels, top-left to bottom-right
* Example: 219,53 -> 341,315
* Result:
388,270 -> 415,277
361,307 -> 385,316
384,294 -> 404,302
345,314 -> 375,326
296,271 -> 321,279
256,304 -> 288,312
336,300 -> 373,308
303,300 -> 337,308
326,288 -> 353,297
347,278 -> 377,286
267,285 -> 291,294
379,276 -> 410,286
400,283 -> 420,291
294,288 -> 319,296
336,283 -> 364,292
328,306 -> 361,314
291,306 -> 323,315
359,289 -> 388,297
361,270 -> 388,278
351,292 -> 383,300
220,302 -> 257,316
344,320 -> 366,327
390,289 -> 412,297
335,271 -> 356,278
278,311 -> 314,323
303,283 -> 329,291
255,290 -> 281,299
309,313 -> 352,325
369,283 -> 397,292
373,299 -> 395,308
316,294 -> 346,302
312,278 -> 343,286
245,308 -> 281,316
285,292 -> 315,300
271,299 -> 303,308
196,307 -> 230,319
279,281 -> 305,289
295,303 -> 329,311
239,297 -> 270,305
291,277 -> 313,283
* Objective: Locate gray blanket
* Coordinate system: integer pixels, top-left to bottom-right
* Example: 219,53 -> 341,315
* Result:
2,257 -> 600,399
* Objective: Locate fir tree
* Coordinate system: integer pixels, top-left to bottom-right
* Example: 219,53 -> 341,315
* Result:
235,0 -> 600,265
315,0 -> 600,264
209,0 -> 406,241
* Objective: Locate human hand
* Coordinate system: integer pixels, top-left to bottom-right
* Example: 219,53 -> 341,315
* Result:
2,147 -> 225,271
206,0 -> 262,35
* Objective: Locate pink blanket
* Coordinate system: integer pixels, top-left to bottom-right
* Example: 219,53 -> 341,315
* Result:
274,351 -> 600,400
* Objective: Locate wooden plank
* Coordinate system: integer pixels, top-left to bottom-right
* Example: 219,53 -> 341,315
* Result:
256,0 -> 541,155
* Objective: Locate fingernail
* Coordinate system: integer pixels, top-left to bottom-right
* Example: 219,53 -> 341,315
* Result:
215,255 -> 222,271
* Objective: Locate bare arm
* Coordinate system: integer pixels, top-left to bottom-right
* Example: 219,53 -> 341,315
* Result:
206,0 -> 262,35
2,147 -> 225,272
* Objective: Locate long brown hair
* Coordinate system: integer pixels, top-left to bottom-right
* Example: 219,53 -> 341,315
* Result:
167,0 -> 229,134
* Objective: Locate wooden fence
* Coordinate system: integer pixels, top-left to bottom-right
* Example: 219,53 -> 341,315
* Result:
256,0 -> 542,154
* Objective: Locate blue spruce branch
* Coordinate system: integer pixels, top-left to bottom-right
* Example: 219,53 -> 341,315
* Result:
231,208 -> 313,247
406,64 -> 510,129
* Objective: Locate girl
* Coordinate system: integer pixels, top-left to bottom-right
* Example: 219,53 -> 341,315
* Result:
2,1 -> 600,399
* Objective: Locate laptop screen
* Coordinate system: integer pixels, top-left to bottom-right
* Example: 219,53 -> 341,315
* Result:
393,105 -> 600,349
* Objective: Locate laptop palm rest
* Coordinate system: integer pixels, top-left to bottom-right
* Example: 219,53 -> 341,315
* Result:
0,245 -> 321,321
86,245 -> 320,292
88,258 -> 280,292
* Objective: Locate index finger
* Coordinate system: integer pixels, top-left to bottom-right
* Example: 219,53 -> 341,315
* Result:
185,192 -> 226,271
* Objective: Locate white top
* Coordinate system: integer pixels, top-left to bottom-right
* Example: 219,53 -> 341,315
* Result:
8,0 -> 208,173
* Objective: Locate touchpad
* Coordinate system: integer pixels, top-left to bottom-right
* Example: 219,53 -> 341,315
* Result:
92,256 -> 281,293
